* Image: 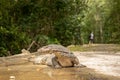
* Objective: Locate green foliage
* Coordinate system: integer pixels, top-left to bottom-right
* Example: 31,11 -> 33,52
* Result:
0,0 -> 89,56
0,0 -> 120,56
34,34 -> 60,46
54,18 -> 73,46
0,26 -> 31,56
104,0 -> 120,43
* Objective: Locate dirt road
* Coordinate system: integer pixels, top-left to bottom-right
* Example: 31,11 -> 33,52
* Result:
0,51 -> 120,80
74,51 -> 120,77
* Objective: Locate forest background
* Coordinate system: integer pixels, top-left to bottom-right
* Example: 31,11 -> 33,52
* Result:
0,0 -> 120,56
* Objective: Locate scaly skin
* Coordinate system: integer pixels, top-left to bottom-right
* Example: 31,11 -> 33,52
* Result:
35,44 -> 80,68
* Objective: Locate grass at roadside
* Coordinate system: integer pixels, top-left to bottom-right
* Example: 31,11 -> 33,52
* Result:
68,44 -> 120,52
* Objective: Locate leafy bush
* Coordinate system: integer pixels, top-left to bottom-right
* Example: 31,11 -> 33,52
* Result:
0,26 -> 31,56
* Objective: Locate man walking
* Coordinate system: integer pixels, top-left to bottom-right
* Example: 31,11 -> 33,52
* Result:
89,32 -> 94,44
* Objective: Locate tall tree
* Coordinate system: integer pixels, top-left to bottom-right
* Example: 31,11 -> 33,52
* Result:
104,0 -> 120,43
0,0 -> 87,56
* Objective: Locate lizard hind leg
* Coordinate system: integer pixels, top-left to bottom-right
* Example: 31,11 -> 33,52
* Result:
52,57 -> 62,69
